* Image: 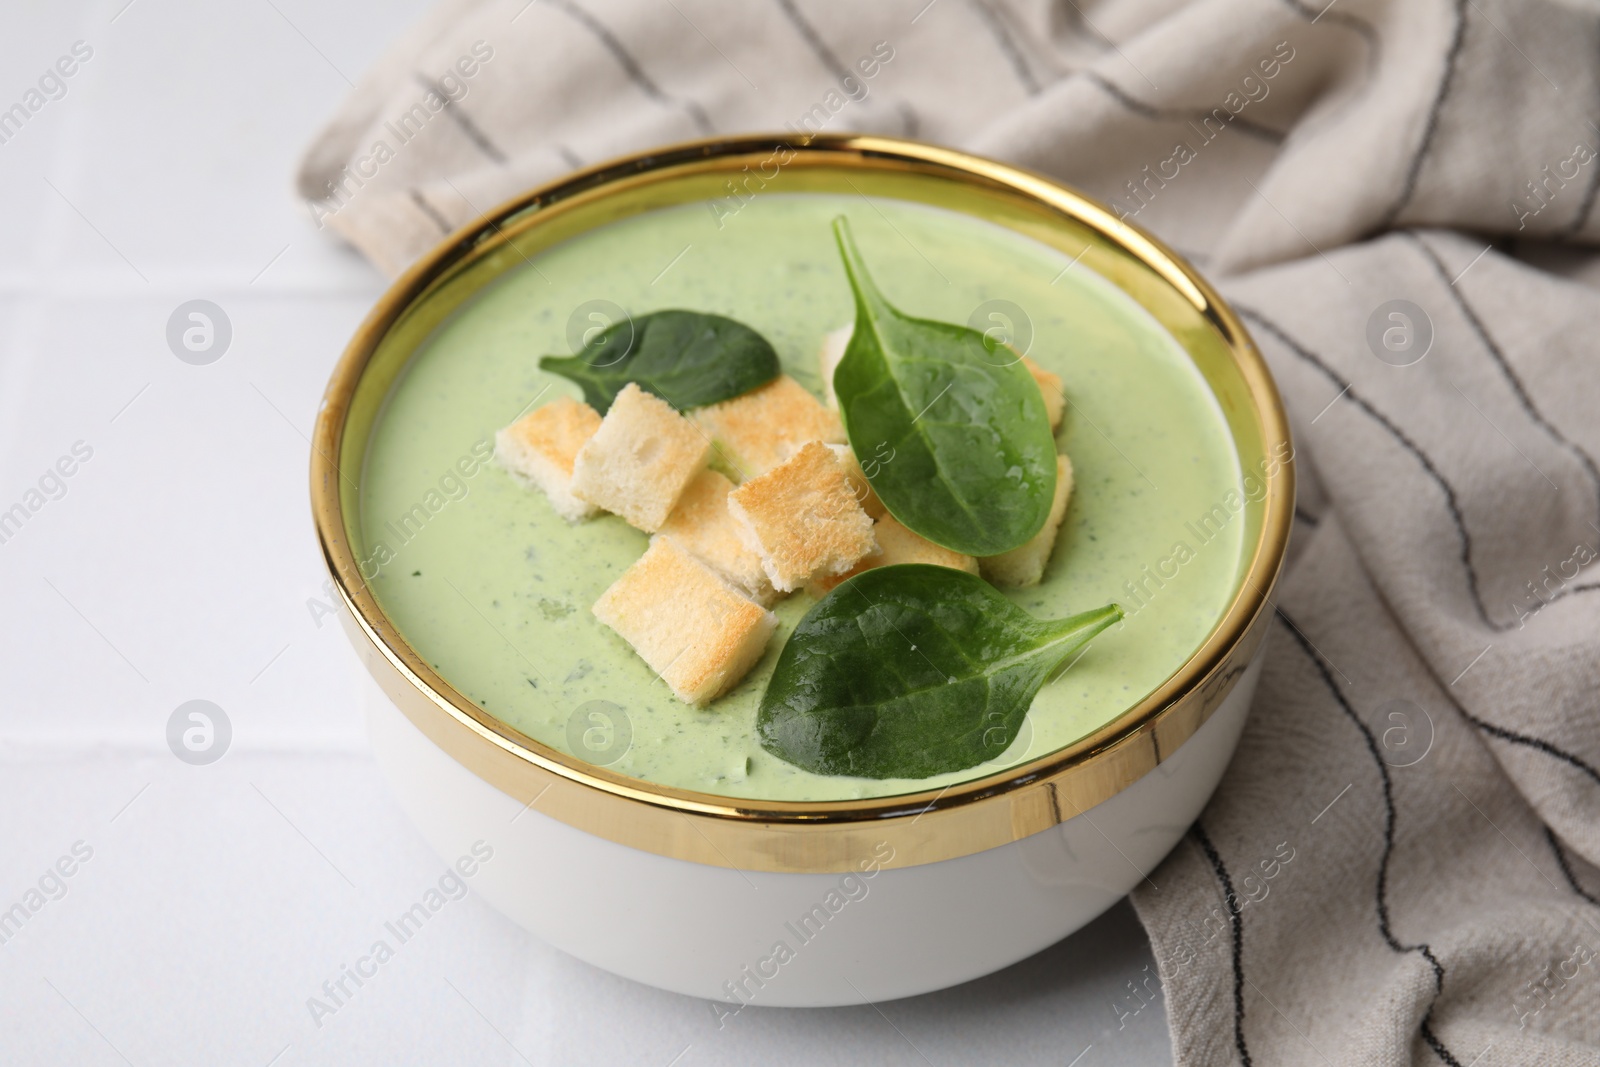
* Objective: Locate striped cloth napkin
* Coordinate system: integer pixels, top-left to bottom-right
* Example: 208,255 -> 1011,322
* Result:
300,1 -> 1600,1062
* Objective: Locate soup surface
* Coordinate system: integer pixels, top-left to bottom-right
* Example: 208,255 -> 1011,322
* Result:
359,192 -> 1245,801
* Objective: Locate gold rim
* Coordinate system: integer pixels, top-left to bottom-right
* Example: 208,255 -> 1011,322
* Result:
311,133 -> 1294,874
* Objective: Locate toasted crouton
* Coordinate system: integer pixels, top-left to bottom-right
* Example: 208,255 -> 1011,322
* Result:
727,441 -> 876,592
1022,356 -> 1065,432
495,397 -> 603,522
570,383 -> 710,532
592,537 -> 777,705
826,444 -> 886,519
816,324 -> 853,409
809,514 -> 980,595
873,514 -> 980,574
657,469 -> 779,605
692,375 -> 846,480
980,453 -> 1074,587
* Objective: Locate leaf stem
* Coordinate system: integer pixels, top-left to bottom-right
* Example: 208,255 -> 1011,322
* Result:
1038,602 -> 1124,666
831,216 -> 894,322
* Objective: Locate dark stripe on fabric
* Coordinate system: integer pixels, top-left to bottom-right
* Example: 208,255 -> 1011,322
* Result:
1409,233 -> 1600,525
773,0 -> 920,143
1082,71 -> 1286,144
968,0 -> 1040,94
897,100 -> 920,139
541,0 -> 714,135
1265,271 -> 1600,823
1421,1020 -> 1462,1067
1191,823 -> 1253,1067
1531,579 -> 1600,614
1374,0 -> 1467,229
1276,610 -> 1465,1067
556,143 -> 584,171
1460,711 -> 1600,788
1485,572 -> 1600,616
1239,305 -> 1493,628
1547,827 -> 1600,907
1057,0 -> 1113,51
1295,505 -> 1321,527
1244,299 -> 1600,631
772,0 -> 851,81
413,75 -> 508,165
1432,685 -> 1600,918
681,98 -> 716,138
408,188 -> 453,234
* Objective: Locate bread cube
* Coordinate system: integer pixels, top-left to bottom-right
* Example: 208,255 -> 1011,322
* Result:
1023,356 -> 1065,432
727,441 -> 876,593
873,514 -> 980,574
495,397 -> 603,522
980,454 -> 1074,587
592,537 -> 777,705
692,375 -> 845,480
571,383 -> 710,532
657,469 -> 779,605
810,514 -> 980,595
826,444 -> 886,519
816,324 -> 853,409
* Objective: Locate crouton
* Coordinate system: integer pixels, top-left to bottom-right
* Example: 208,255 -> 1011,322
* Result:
1023,356 -> 1065,432
872,514 -> 980,575
816,324 -> 853,409
809,513 -> 980,595
727,441 -> 876,592
657,469 -> 779,605
495,396 -> 603,522
980,453 -> 1074,587
826,444 -> 886,519
692,375 -> 845,480
570,383 -> 710,532
592,537 -> 777,705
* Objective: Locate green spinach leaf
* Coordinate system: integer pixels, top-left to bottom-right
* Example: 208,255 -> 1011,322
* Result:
540,309 -> 779,413
758,564 -> 1122,779
830,216 -> 1058,556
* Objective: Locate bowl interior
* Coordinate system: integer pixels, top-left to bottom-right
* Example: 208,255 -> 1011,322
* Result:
313,136 -> 1291,863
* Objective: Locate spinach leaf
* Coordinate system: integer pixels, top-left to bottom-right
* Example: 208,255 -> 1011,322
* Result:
830,216 -> 1058,556
540,309 -> 779,413
758,564 -> 1121,779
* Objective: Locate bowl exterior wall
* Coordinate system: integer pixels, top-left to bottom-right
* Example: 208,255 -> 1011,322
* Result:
364,649 -> 1262,1005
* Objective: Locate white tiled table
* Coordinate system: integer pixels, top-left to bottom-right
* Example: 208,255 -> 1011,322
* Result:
0,3 -> 1172,1063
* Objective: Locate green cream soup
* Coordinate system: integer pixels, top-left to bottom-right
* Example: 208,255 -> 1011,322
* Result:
360,193 -> 1244,801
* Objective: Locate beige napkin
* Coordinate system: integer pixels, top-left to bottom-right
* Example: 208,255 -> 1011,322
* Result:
299,2 -> 1600,1061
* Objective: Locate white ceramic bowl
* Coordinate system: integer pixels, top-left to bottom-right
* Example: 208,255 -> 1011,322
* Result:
363,658 -> 1264,1007
312,135 -> 1293,1007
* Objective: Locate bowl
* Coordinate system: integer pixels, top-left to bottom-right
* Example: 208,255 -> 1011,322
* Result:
311,133 -> 1294,1007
